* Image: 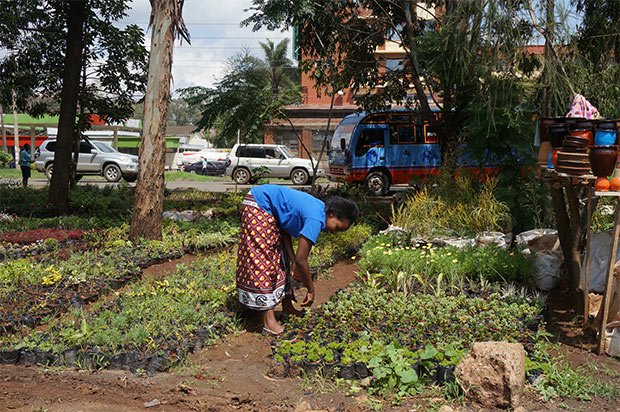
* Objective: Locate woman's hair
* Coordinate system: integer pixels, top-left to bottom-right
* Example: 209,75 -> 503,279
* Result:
325,196 -> 360,224
23,144 -> 30,150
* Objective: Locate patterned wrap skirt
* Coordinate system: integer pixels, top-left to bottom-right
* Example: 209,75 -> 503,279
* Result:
236,193 -> 292,310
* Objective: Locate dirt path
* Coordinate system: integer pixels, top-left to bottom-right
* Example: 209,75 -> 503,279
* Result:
0,260 -> 363,412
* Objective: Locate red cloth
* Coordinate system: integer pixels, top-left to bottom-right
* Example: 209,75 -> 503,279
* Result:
236,194 -> 287,310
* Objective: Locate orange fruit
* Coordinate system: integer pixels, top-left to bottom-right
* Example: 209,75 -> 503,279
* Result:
611,177 -> 620,191
596,177 -> 611,191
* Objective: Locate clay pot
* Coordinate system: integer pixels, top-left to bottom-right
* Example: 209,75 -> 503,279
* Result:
573,120 -> 594,131
539,117 -> 557,142
564,117 -> 584,130
551,148 -> 560,168
597,119 -> 617,130
568,129 -> 593,145
595,129 -> 617,146
589,145 -> 619,177
549,125 -> 569,148
537,141 -> 551,165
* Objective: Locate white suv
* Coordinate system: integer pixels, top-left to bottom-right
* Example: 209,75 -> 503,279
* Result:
35,138 -> 139,182
225,143 -> 324,185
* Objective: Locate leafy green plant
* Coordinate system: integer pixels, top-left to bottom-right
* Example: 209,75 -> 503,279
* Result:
528,339 -> 620,402
367,343 -> 424,402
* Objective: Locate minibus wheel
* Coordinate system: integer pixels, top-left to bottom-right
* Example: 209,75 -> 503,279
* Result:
365,171 -> 389,196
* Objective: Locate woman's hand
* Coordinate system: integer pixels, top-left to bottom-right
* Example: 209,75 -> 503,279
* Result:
291,261 -> 303,282
301,284 -> 314,307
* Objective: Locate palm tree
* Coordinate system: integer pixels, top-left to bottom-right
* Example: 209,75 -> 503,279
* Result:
130,0 -> 189,241
259,38 -> 296,96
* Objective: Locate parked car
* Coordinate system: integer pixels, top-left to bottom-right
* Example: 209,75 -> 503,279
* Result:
177,149 -> 229,167
181,160 -> 227,176
225,143 -> 324,185
34,138 -> 139,182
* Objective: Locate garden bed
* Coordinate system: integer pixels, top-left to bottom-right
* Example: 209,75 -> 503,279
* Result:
0,250 -> 238,373
0,219 -> 241,334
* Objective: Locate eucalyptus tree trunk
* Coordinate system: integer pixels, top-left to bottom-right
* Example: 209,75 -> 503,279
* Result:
130,0 -> 182,240
0,104 -> 6,152
48,0 -> 86,213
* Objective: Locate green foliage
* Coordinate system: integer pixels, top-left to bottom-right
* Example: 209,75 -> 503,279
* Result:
273,282 -> 543,403
278,285 -> 543,363
4,250 -> 238,358
0,151 -> 11,167
163,190 -> 243,215
528,339 -> 620,402
0,0 -> 147,122
367,343 -> 424,401
495,167 -> 556,233
392,174 -> 511,238
308,223 -> 373,274
358,236 -> 534,292
0,184 -> 132,218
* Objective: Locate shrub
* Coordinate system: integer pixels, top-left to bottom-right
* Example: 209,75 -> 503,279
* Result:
392,174 -> 511,238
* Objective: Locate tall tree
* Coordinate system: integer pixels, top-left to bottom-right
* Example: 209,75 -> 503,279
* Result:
129,0 -> 189,241
180,39 -> 299,145
0,0 -> 148,212
50,0 -> 87,212
243,1 -> 535,164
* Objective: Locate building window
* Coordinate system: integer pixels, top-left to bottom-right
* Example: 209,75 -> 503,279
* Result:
387,23 -> 405,42
385,59 -> 404,72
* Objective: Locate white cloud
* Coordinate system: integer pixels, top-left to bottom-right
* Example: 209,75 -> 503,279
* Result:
121,0 -> 292,91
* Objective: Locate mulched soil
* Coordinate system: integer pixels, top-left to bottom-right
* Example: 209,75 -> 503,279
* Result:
0,228 -> 84,244
1,260 -> 620,411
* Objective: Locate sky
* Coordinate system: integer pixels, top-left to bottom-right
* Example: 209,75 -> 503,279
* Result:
118,0 -> 292,94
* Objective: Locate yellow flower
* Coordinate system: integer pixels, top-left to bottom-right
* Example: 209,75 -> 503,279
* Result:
41,265 -> 62,286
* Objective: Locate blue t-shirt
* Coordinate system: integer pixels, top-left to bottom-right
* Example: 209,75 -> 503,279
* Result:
20,149 -> 31,167
251,184 -> 325,244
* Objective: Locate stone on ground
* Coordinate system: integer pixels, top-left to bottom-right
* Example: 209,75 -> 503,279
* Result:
455,342 -> 525,409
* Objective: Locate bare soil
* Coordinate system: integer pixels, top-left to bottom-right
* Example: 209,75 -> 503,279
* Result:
1,261 -> 620,412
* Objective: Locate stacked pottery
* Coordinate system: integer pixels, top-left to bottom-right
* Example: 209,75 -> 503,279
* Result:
554,119 -> 590,174
569,119 -> 594,146
555,151 -> 591,176
589,146 -> 618,178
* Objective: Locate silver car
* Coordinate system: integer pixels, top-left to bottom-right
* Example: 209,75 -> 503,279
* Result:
34,138 -> 139,182
225,143 -> 324,185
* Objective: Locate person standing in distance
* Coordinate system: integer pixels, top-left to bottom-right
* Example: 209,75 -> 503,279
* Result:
20,144 -> 34,187
236,184 -> 359,335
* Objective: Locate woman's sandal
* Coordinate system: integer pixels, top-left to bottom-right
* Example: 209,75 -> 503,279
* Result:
262,326 -> 284,337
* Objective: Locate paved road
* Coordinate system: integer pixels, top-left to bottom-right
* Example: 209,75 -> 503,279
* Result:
7,175 -> 410,194
17,176 -> 331,192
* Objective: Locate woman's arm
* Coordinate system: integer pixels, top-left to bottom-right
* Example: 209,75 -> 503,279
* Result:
295,236 -> 315,307
281,232 -> 296,269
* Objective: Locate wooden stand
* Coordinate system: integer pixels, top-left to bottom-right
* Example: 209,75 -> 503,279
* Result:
543,169 -> 594,318
584,190 -> 620,354
543,168 -> 620,355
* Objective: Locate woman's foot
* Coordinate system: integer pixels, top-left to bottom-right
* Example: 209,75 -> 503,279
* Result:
263,309 -> 285,335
